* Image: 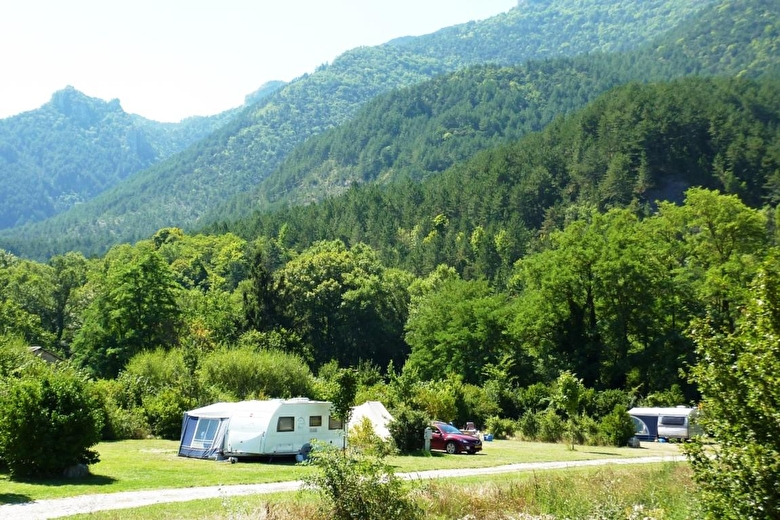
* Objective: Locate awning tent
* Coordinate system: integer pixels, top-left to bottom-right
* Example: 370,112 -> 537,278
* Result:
179,401 -> 278,459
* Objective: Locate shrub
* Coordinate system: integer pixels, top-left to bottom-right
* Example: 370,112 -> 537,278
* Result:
599,405 -> 636,447
460,383 -> 501,428
411,380 -> 458,423
518,411 -> 539,440
683,256 -> 780,518
304,445 -> 422,520
388,407 -> 429,454
641,384 -> 686,408
583,388 -> 633,420
484,416 -> 516,440
92,379 -> 149,440
577,414 -> 602,446
0,334 -> 43,378
142,387 -> 193,440
198,346 -> 314,400
515,382 -> 552,415
102,403 -> 149,440
348,416 -> 395,457
0,365 -> 103,478
537,409 -> 565,443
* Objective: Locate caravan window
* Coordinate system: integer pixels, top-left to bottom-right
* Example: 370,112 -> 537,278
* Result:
277,416 -> 295,432
328,416 -> 343,430
630,416 -> 649,436
660,416 -> 686,426
310,416 -> 322,427
191,418 -> 220,448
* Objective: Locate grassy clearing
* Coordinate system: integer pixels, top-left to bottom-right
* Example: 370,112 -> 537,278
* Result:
64,463 -> 698,520
0,438 -> 681,503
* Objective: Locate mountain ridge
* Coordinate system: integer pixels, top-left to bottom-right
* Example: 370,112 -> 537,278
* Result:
0,86 -> 241,230
227,0 -> 779,216
0,0 -> 729,259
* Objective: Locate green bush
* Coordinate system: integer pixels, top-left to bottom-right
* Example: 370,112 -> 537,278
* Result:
459,383 -> 501,428
0,365 -> 103,478
599,405 -> 636,447
484,416 -> 516,440
537,409 -> 565,443
142,388 -> 193,440
518,411 -> 539,440
304,445 -> 422,520
92,379 -> 149,440
411,380 -> 458,423
348,416 -> 395,457
0,334 -> 44,378
641,384 -> 686,408
515,382 -> 552,415
198,346 -> 314,400
583,388 -> 633,420
102,404 -> 149,440
388,407 -> 429,454
577,414 -> 602,446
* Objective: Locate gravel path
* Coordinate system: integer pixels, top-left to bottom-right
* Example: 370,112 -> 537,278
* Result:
0,455 -> 683,519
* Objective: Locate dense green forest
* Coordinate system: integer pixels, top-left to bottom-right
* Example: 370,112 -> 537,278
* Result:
237,0 -> 780,214
0,87 -> 239,230
2,3 -> 779,513
0,0 -> 718,259
2,76 -> 778,396
217,77 -> 780,282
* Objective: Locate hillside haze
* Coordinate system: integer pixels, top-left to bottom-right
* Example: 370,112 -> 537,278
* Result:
0,0 -> 717,259
0,87 -> 246,230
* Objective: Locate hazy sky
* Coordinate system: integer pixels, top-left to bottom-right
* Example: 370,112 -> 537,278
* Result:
0,0 -> 516,122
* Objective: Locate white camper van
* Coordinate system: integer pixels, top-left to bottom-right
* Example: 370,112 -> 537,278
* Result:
179,398 -> 344,459
628,406 -> 701,441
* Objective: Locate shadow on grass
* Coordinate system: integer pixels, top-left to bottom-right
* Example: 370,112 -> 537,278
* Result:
232,455 -> 300,465
0,493 -> 33,505
580,450 -> 627,456
405,450 -> 446,458
4,474 -> 116,488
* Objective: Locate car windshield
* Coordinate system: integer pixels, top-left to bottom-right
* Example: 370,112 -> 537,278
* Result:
437,423 -> 461,434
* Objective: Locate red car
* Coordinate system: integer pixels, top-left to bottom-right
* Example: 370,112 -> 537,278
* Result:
430,422 -> 482,454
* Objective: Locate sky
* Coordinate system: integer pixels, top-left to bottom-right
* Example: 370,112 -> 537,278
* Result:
0,0 -> 516,122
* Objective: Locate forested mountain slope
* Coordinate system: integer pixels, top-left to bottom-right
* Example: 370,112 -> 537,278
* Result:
229,0 -> 780,214
0,87 -> 240,230
227,76 -> 780,283
0,0 -> 714,260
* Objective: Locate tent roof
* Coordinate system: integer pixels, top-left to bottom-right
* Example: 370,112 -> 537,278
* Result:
186,398 -> 329,418
629,406 -> 697,416
349,401 -> 393,439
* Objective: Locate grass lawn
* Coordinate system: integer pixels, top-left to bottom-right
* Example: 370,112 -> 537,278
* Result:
0,438 -> 681,503
62,462 -> 697,520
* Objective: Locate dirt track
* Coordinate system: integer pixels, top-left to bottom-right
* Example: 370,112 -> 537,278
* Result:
0,455 -> 683,519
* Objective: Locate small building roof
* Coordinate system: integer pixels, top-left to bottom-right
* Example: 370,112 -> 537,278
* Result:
28,346 -> 62,363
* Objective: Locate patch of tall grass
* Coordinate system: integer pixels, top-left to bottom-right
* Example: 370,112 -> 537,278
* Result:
69,462 -> 699,520
415,463 -> 699,519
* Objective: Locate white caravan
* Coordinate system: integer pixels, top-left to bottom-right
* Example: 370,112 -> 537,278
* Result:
179,398 -> 344,459
628,406 -> 701,441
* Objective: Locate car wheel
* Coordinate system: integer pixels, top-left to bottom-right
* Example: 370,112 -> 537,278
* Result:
446,441 -> 458,454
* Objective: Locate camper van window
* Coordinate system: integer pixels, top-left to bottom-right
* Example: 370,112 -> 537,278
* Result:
277,416 -> 295,432
329,416 -> 343,430
310,415 -> 322,427
191,418 -> 220,448
660,416 -> 686,426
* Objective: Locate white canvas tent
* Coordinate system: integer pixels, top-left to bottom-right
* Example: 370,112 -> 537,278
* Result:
179,398 -> 344,459
348,401 -> 394,439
